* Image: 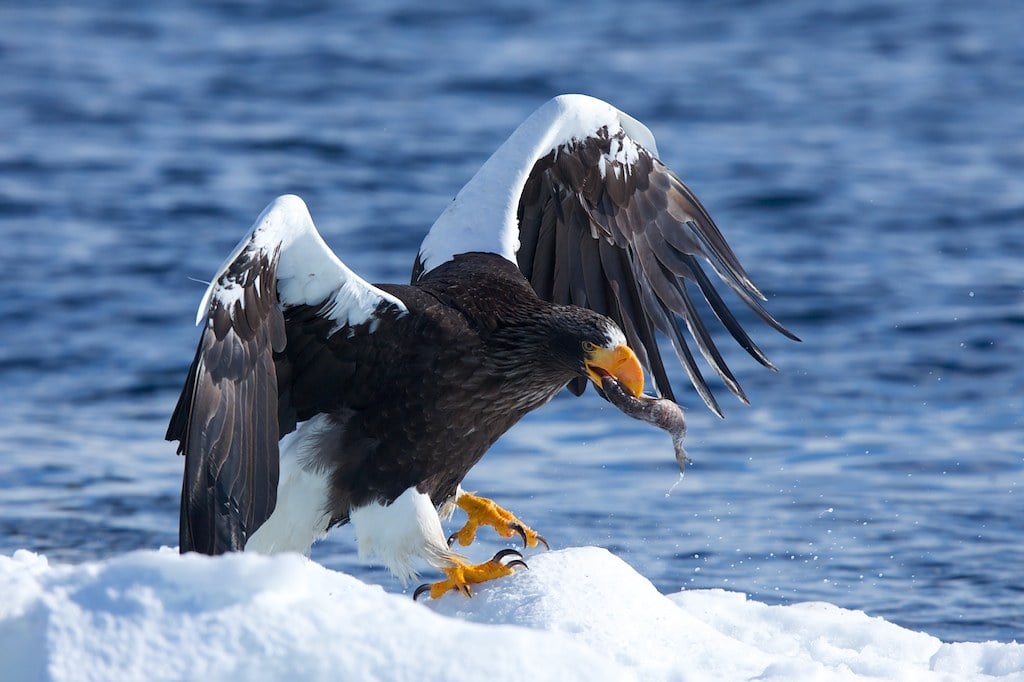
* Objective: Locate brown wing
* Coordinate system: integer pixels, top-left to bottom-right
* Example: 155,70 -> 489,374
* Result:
166,243 -> 285,554
516,127 -> 799,416
166,195 -> 407,554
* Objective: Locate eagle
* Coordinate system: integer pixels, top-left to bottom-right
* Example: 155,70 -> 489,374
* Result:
166,94 -> 798,599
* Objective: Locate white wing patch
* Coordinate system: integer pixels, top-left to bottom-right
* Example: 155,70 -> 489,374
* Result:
598,134 -> 641,180
197,194 -> 407,332
416,94 -> 660,277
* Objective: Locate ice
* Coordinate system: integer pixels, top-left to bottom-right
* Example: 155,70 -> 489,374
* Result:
1,546 -> 1019,681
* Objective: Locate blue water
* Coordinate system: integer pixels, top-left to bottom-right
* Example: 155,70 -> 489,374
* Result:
1,1 -> 1021,644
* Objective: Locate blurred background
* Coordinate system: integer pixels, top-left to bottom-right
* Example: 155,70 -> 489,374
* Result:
0,1 -> 1020,642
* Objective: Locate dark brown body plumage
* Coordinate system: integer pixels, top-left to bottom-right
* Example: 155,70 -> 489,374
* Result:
240,253 -> 615,533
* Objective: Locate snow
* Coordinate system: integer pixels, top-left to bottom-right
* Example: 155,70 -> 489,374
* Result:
1,547 -> 1020,682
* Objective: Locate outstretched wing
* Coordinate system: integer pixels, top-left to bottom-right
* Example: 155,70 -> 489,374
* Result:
415,95 -> 798,416
166,195 -> 407,554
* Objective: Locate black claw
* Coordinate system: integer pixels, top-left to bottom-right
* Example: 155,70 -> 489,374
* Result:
446,532 -> 457,548
492,548 -> 523,563
506,559 -> 528,570
536,534 -> 550,551
413,584 -> 431,601
510,522 -> 528,546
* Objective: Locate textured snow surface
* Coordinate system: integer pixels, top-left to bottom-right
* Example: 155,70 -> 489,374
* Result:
1,547 -> 1020,682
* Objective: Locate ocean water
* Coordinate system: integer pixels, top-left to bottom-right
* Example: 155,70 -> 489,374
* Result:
1,1 -> 1020,644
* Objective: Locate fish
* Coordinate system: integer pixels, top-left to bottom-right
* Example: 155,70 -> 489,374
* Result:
601,376 -> 691,474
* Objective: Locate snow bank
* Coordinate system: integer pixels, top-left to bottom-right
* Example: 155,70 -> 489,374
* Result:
1,547 -> 1020,682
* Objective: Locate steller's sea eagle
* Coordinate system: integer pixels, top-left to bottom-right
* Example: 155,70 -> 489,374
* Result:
166,94 -> 798,599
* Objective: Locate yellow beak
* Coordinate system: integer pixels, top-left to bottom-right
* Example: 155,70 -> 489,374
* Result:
585,344 -> 644,397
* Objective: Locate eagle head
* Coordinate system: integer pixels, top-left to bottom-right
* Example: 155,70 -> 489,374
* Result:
548,307 -> 644,398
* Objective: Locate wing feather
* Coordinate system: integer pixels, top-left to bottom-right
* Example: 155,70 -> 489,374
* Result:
167,195 -> 406,554
507,98 -> 799,414
552,193 -> 573,305
596,237 -> 674,400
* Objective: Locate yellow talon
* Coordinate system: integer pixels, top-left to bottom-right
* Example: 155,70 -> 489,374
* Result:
414,549 -> 527,601
448,492 -> 549,550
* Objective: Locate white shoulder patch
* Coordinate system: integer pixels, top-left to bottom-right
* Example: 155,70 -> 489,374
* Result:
598,134 -> 642,180
197,195 -> 407,331
416,95 -> 659,278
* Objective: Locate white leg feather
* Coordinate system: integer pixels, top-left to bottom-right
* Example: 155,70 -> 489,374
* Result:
245,415 -> 334,555
350,486 -> 456,585
246,417 -> 457,583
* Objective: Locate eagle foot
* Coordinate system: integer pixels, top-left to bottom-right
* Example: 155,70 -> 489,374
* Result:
413,549 -> 527,601
447,492 -> 549,550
